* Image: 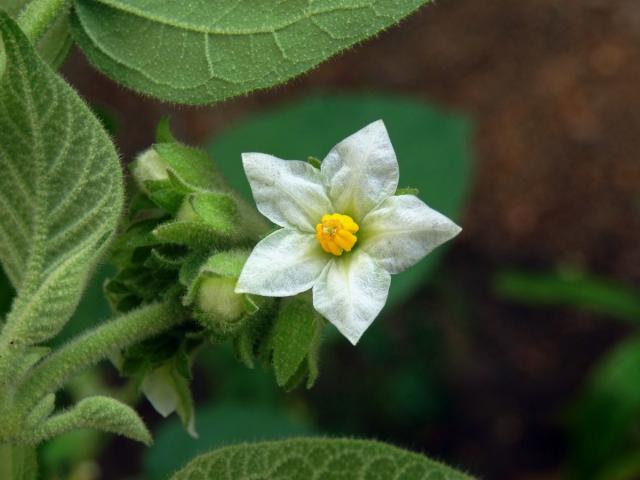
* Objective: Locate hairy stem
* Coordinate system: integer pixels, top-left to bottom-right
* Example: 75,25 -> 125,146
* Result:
14,301 -> 184,414
0,443 -> 37,480
17,0 -> 71,42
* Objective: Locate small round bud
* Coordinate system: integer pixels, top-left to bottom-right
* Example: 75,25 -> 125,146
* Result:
197,276 -> 245,323
131,148 -> 170,191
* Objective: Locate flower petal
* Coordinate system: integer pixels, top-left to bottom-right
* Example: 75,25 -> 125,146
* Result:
236,229 -> 328,296
321,120 -> 399,221
242,153 -> 333,232
361,195 -> 461,274
313,251 -> 391,345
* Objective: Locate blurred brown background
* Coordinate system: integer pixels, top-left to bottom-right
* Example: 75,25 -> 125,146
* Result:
60,1 -> 640,478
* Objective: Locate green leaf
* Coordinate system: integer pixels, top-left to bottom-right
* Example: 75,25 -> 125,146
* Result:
0,444 -> 38,480
170,438 -> 472,480
186,192 -> 237,234
51,264 -> 114,347
20,395 -> 151,445
153,221 -> 232,249
495,269 -> 640,326
4,0 -> 72,69
71,0 -> 429,104
570,336 -> 640,479
146,403 -> 315,480
271,295 -> 323,387
153,143 -> 224,192
0,13 -> 123,346
210,93 -> 472,307
40,429 -> 102,478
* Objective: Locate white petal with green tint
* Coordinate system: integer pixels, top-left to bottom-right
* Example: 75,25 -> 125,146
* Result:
322,120 -> 399,221
312,251 -> 390,345
361,194 -> 461,274
236,229 -> 327,297
242,153 -> 332,232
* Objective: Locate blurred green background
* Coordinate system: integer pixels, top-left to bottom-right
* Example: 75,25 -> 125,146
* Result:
3,1 -> 640,479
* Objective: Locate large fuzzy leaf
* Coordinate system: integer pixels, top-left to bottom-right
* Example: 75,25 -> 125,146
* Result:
0,13 -> 123,346
170,438 -> 473,479
71,0 -> 429,104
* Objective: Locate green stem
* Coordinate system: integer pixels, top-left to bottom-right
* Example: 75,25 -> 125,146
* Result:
14,301 -> 184,415
17,0 -> 71,43
0,443 -> 37,480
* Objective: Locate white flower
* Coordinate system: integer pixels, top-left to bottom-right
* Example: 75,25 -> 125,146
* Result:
235,120 -> 461,344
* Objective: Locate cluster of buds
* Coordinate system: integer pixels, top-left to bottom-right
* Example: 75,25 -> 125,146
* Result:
105,122 -> 324,434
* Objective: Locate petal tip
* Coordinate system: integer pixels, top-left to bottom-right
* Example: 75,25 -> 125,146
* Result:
241,151 -> 259,167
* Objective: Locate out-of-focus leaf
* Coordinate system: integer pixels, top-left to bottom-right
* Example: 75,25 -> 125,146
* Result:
570,336 -> 640,479
209,93 -> 472,307
144,403 -> 314,480
170,438 -> 473,480
40,429 -> 102,478
496,269 -> 640,325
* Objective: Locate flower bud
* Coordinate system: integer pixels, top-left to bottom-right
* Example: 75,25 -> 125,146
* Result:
131,147 -> 170,190
187,250 -> 259,335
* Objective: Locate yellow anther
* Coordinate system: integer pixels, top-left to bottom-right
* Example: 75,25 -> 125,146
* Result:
315,213 -> 359,256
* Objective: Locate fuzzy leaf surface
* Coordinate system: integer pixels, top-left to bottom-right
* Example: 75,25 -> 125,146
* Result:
22,396 -> 151,445
271,296 -> 322,387
71,0 -> 428,104
170,438 -> 473,480
0,13 -> 123,345
4,0 -> 73,68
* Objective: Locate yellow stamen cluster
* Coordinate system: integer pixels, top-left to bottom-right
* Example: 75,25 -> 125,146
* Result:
315,213 -> 359,256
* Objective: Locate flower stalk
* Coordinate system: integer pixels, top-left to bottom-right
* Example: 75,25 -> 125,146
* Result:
12,301 -> 184,423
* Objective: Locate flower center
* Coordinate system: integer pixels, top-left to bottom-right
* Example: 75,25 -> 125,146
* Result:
315,213 -> 359,256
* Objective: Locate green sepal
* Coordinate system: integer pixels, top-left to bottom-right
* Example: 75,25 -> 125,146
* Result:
120,325 -> 201,380
154,143 -> 224,192
184,250 -> 255,336
152,221 -> 231,249
109,218 -> 163,266
127,192 -> 165,223
307,156 -> 322,169
232,302 -> 277,369
179,252 -> 209,288
105,265 -> 175,313
269,295 -> 324,388
156,117 -> 177,144
182,192 -> 238,237
396,187 -> 420,196
146,246 -> 189,271
144,178 -> 186,214
282,360 -> 310,392
243,295 -> 260,315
